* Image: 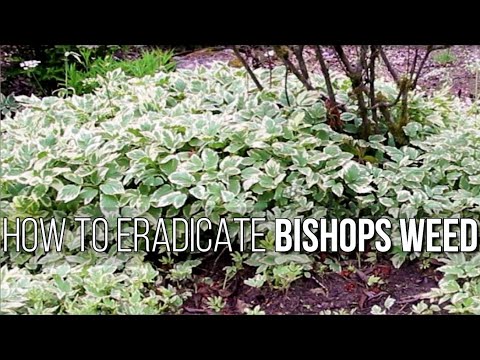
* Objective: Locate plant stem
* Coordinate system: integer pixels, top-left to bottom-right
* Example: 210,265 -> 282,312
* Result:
476,70 -> 479,102
31,72 -> 46,96
232,46 -> 263,91
64,58 -> 69,90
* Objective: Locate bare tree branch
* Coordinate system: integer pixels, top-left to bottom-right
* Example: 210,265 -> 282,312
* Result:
274,46 -> 314,90
333,45 -> 356,74
284,67 -> 291,107
367,46 -> 379,128
359,45 -> 369,75
371,90 -> 403,110
293,45 -> 310,81
409,47 -> 419,83
232,46 -> 264,91
411,45 -> 451,89
313,45 -> 336,105
333,45 -> 370,137
379,46 -> 400,85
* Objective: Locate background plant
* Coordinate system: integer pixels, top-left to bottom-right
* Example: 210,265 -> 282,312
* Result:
1,45 -> 175,98
234,45 -> 451,145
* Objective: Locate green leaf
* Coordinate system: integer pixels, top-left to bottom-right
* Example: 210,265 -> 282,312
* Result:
184,154 -> 203,172
396,190 -> 411,203
340,112 -> 356,122
439,279 -> 461,294
259,175 -> 275,189
228,179 -> 241,195
100,194 -> 119,219
342,161 -> 360,184
225,199 -> 247,215
241,167 -> 262,179
151,185 -> 173,202
189,185 -> 207,200
126,149 -> 147,161
135,195 -> 151,215
160,129 -> 178,148
220,156 -> 243,170
221,190 -> 235,203
172,193 -> 188,209
439,266 -> 464,277
56,185 -> 81,202
331,183 -> 344,197
154,191 -> 182,208
324,145 -> 342,156
265,159 -> 281,177
53,275 -> 72,294
159,158 -> 179,176
379,197 -> 395,207
169,171 -> 196,187
32,184 -> 48,199
80,188 -> 98,205
100,179 -> 125,195
201,148 -> 219,170
63,173 -> 83,185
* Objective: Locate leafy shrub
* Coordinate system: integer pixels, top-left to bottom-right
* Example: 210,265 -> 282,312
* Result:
1,45 -> 120,96
0,93 -> 20,117
59,47 -> 175,95
234,45 -> 453,143
1,64 -> 479,314
427,253 -> 480,314
0,259 -> 187,315
1,45 -> 175,97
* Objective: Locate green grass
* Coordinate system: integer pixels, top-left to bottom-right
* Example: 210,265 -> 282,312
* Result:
432,50 -> 457,65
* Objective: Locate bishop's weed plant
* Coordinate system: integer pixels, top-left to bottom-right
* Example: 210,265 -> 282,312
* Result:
1,64 -> 480,314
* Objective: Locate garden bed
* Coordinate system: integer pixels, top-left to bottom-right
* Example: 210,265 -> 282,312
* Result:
184,255 -> 440,315
1,47 -> 480,315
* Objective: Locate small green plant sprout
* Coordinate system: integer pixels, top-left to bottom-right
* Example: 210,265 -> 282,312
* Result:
419,258 -> 431,270
367,275 -> 385,287
167,260 -> 201,283
206,296 -> 226,313
370,296 -> 396,315
347,264 -> 356,273
467,59 -> 480,103
365,252 -> 377,264
244,274 -> 267,289
433,49 -> 457,65
223,251 -> 248,288
158,285 -> 187,313
324,258 -> 342,273
411,301 -> 441,315
272,263 -> 304,291
315,263 -> 329,276
319,308 -> 357,315
258,231 -> 276,251
244,305 -> 266,315
159,255 -> 175,266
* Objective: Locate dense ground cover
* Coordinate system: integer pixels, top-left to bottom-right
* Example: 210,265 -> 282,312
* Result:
1,60 -> 480,314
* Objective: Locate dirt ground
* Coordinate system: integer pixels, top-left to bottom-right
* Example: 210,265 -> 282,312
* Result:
180,252 -> 441,315
3,45 -> 479,99
174,45 -> 480,101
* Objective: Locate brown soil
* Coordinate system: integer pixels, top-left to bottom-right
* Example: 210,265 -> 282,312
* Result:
3,45 -> 479,100
174,45 -> 480,101
181,253 -> 441,315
